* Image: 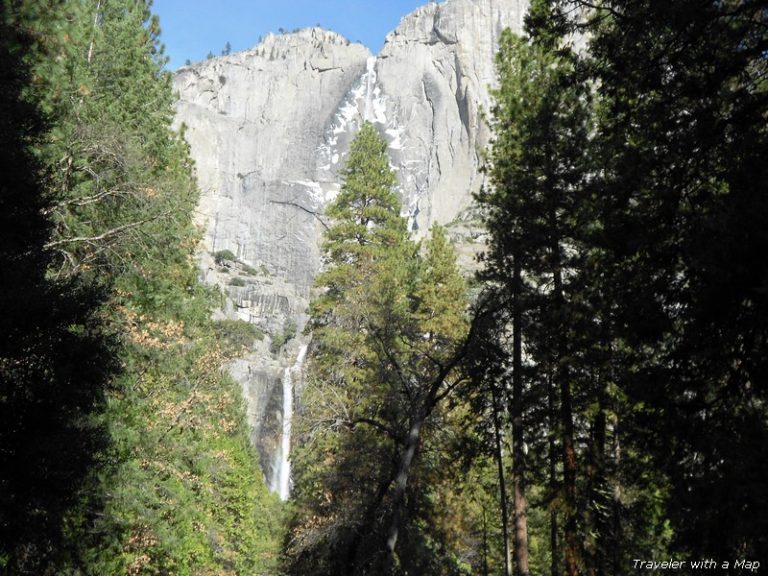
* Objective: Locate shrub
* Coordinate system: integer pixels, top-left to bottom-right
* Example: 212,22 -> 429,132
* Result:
269,319 -> 297,354
214,249 -> 237,264
213,319 -> 265,349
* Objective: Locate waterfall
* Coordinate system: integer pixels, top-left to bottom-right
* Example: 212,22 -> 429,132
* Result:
363,56 -> 377,122
273,344 -> 308,501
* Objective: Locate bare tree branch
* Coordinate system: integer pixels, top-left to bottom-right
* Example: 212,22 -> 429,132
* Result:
44,210 -> 172,249
269,199 -> 330,230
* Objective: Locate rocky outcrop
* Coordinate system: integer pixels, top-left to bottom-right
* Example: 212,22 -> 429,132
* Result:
375,0 -> 527,231
172,0 -> 529,493
175,29 -> 370,295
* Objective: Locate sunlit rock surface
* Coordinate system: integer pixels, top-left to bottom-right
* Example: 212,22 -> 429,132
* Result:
173,0 -> 528,494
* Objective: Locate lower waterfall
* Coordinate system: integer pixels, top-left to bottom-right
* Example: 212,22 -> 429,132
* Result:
273,344 -> 308,501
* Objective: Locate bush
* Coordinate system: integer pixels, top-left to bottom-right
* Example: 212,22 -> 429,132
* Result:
269,319 -> 297,354
214,249 -> 237,264
241,264 -> 258,276
229,277 -> 246,287
213,319 -> 265,349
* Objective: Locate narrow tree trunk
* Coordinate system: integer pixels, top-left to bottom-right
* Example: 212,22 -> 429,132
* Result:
511,257 -> 530,576
550,226 -> 578,576
87,0 -> 102,65
560,367 -> 578,576
611,421 -> 623,575
593,399 -> 607,576
548,370 -> 559,576
585,414 -> 603,576
345,463 -> 396,576
385,415 -> 423,563
492,384 -> 512,576
482,508 -> 491,576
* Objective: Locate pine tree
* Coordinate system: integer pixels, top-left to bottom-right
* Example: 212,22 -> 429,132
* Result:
479,25 -> 591,576
521,0 -> 768,564
572,0 -> 768,558
289,122 -> 414,575
0,7 -> 116,573
5,2 -> 285,573
290,125 -> 471,575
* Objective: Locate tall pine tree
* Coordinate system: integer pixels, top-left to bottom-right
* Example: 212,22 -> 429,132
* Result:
289,123 -> 472,575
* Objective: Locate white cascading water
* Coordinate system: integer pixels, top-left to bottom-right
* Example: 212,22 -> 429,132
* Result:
363,56 -> 377,121
273,344 -> 308,501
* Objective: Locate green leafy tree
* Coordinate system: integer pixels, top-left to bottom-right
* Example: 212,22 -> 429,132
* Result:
479,0 -> 768,572
567,0 -> 768,559
5,2 -> 286,573
478,24 -> 594,576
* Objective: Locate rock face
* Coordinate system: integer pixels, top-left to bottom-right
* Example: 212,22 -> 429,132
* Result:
376,0 -> 527,231
172,0 -> 528,493
175,28 -> 371,295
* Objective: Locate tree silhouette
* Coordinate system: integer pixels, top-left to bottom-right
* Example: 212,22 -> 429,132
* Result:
0,9 -> 116,574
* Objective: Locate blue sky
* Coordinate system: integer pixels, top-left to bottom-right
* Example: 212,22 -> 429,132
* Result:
153,0 -> 434,70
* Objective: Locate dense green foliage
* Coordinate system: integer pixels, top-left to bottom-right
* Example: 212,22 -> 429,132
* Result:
287,123 -> 475,575
4,0 -> 766,574
476,0 -> 768,574
1,1 -> 283,574
0,9 -> 116,572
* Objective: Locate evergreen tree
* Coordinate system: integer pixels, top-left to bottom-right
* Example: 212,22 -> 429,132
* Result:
572,0 -> 768,558
496,0 -> 768,567
478,22 -> 595,575
0,7 -> 116,573
4,2 -> 286,573
289,124 -> 472,575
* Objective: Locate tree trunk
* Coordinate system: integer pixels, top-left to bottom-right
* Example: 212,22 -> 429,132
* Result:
385,414 -> 424,563
550,219 -> 579,576
482,508 -> 491,576
548,370 -> 559,576
492,383 -> 512,576
345,463 -> 396,576
585,405 -> 607,576
611,421 -> 623,575
511,257 -> 530,576
560,364 -> 578,576
593,401 -> 607,576
87,0 -> 102,64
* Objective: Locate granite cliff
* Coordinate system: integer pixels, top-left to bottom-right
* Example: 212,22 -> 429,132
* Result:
172,0 -> 528,495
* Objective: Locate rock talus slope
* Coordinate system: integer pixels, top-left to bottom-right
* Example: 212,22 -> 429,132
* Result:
172,0 -> 528,491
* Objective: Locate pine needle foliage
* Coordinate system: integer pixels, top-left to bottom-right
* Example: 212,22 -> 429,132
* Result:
3,2 -> 285,573
288,124 -> 472,575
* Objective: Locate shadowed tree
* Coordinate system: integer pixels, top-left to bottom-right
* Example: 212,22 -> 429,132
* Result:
0,7 -> 116,574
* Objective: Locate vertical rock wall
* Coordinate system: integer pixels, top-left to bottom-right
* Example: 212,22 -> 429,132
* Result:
172,0 -> 529,491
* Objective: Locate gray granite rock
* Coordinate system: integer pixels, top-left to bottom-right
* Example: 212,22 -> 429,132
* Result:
375,0 -> 527,232
172,0 -> 529,491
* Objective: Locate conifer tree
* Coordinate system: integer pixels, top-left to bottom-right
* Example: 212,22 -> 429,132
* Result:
0,7 -> 115,573
479,25 -> 592,576
290,124 -> 471,576
503,0 -> 768,566
4,2 -> 285,573
567,0 -> 768,558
